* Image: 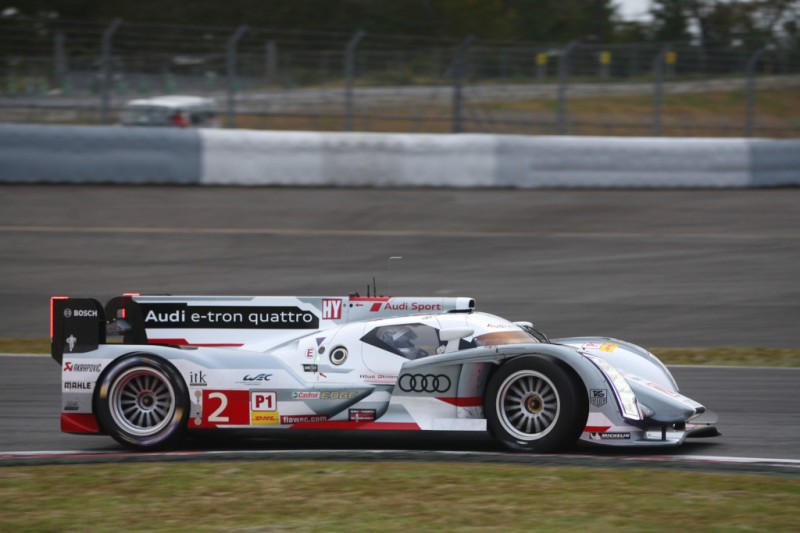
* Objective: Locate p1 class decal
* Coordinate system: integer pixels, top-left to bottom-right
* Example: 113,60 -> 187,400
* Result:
194,390 -> 249,428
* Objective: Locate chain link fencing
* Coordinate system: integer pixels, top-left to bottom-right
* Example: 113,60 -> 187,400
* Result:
1,18 -> 798,137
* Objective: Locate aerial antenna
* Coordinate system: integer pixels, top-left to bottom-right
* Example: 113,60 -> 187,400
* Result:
388,256 -> 402,295
373,277 -> 377,297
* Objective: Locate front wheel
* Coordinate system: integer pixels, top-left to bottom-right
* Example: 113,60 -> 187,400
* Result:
485,356 -> 587,453
95,354 -> 188,450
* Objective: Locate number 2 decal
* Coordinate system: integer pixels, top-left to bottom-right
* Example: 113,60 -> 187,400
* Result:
207,392 -> 229,423
199,390 -> 249,427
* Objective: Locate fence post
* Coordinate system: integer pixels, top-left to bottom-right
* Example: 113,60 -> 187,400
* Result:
100,18 -> 122,124
226,25 -> 249,129
452,36 -> 474,134
54,31 -> 66,90
344,30 -> 366,131
745,46 -> 769,138
652,44 -> 670,137
265,40 -> 277,84
557,40 -> 578,135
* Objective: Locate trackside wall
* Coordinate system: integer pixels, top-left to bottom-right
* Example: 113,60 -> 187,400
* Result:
1,124 -> 798,187
0,124 -> 202,184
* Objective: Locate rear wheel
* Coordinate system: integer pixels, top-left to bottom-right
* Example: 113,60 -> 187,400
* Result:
95,354 -> 188,450
485,356 -> 587,452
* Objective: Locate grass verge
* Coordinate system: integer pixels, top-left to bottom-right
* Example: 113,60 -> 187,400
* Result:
2,338 -> 798,367
1,461 -> 798,531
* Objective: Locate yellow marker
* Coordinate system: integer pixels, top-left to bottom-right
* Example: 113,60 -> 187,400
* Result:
600,343 -> 619,353
536,52 -> 548,66
665,51 -> 677,65
599,51 -> 612,65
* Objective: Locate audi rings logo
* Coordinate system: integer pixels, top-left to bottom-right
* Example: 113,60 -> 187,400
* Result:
398,374 -> 451,393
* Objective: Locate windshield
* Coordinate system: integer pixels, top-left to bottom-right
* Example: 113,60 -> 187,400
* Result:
120,106 -> 173,126
473,330 -> 538,346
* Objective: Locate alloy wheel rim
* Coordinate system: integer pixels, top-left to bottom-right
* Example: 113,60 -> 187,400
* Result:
496,370 -> 560,440
109,367 -> 175,436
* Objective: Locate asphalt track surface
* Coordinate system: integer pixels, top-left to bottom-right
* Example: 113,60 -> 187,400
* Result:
0,186 -> 798,469
1,186 -> 799,346
1,355 -> 799,471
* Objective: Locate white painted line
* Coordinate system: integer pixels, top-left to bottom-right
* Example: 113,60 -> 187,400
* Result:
668,364 -> 800,371
679,455 -> 800,466
1,449 -> 798,466
1,225 -> 798,241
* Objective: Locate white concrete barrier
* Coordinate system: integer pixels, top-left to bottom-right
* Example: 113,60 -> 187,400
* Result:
200,130 -> 798,188
199,130 -> 499,187
2,124 -> 797,187
495,136 -> 751,188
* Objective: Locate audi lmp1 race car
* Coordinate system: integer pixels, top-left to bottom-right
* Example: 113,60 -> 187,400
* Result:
51,293 -> 719,452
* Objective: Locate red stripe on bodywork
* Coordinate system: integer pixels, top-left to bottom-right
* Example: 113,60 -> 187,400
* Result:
290,421 -> 420,430
436,396 -> 484,407
147,338 -> 243,347
61,413 -> 101,434
584,426 -> 612,433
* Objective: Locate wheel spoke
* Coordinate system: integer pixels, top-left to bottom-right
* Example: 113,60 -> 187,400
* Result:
524,416 -> 534,434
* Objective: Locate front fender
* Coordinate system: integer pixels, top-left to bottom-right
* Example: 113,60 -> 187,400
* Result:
554,337 -> 679,391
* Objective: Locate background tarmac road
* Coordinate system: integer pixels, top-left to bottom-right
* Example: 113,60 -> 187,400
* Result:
1,355 -> 798,459
1,186 -> 798,347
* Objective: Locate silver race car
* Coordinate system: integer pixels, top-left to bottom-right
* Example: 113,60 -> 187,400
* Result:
51,293 -> 719,451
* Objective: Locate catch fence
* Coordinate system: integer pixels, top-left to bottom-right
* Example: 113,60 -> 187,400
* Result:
1,18 -> 798,137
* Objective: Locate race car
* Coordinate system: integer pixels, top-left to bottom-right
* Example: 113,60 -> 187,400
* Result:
51,293 -> 719,452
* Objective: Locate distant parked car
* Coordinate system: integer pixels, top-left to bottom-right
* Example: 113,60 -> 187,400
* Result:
120,95 -> 217,128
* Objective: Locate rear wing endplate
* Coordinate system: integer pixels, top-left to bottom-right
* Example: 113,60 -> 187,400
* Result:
50,297 -> 106,364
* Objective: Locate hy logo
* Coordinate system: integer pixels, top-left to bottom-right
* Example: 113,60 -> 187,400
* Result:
322,299 -> 342,320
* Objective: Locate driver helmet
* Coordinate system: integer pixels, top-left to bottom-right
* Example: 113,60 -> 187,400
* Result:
382,326 -> 418,357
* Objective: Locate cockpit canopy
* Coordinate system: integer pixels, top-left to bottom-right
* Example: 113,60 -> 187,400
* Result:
361,313 -> 540,360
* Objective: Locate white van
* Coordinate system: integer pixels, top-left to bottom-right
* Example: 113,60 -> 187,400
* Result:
120,95 -> 218,128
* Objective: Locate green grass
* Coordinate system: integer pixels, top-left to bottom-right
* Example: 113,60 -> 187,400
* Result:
0,461 -> 798,531
4,338 -> 799,367
0,338 -> 50,354
652,347 -> 800,367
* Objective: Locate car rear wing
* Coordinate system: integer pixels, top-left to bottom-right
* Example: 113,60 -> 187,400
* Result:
51,294 -> 475,363
50,297 -> 107,364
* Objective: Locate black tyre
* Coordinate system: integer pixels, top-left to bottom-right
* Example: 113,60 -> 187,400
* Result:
485,356 -> 587,453
95,354 -> 189,450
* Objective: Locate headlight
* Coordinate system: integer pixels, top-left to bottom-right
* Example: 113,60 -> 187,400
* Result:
584,354 -> 642,421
